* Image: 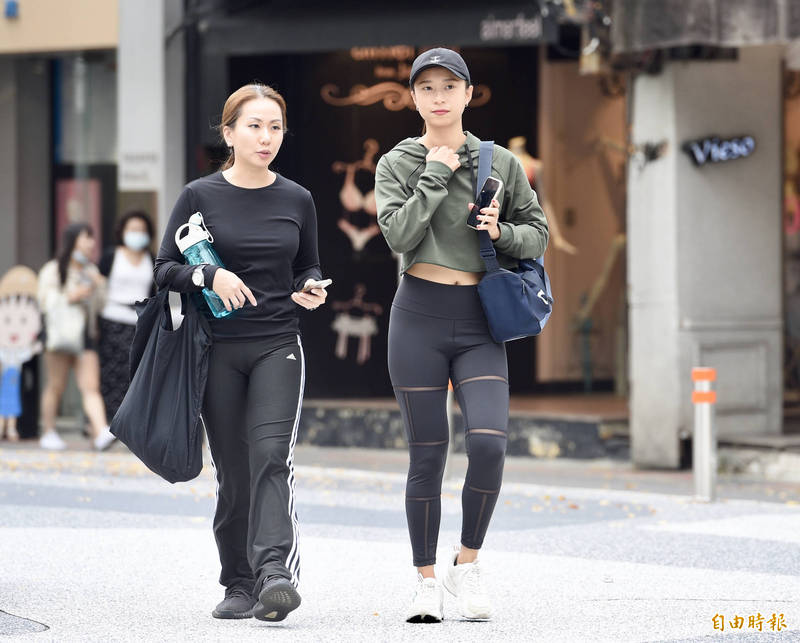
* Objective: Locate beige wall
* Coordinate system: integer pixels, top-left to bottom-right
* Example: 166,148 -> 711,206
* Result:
536,57 -> 627,383
628,46 -> 784,466
0,0 -> 117,54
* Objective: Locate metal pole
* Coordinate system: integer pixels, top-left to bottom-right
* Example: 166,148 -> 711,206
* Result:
692,367 -> 717,502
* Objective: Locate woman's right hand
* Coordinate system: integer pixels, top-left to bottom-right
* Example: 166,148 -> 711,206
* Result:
426,146 -> 460,172
67,284 -> 93,304
211,268 -> 257,311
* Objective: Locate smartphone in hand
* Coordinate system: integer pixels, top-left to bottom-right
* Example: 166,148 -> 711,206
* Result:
301,278 -> 332,292
467,176 -> 503,229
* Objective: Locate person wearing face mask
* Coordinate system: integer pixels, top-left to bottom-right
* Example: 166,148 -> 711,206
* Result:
37,222 -> 113,451
97,211 -> 156,421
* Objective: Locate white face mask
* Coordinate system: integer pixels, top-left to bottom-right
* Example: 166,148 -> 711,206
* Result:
123,231 -> 151,251
72,250 -> 90,265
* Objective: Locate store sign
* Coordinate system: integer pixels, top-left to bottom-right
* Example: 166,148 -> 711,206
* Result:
204,9 -> 556,54
480,13 -> 544,42
119,151 -> 162,190
682,135 -> 756,167
322,46 -> 493,112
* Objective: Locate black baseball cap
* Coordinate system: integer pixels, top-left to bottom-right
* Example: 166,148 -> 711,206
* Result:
409,48 -> 471,87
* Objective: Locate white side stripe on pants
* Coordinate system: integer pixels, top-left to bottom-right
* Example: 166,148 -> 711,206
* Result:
284,335 -> 305,586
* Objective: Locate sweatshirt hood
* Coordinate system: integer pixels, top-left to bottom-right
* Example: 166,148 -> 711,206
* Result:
386,131 -> 482,186
390,131 -> 481,162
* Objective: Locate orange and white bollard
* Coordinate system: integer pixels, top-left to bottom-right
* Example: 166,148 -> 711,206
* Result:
692,367 -> 718,502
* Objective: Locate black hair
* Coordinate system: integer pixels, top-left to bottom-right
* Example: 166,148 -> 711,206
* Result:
115,210 -> 154,246
57,222 -> 93,287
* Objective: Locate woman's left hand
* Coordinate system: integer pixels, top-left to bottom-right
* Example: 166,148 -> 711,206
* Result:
291,280 -> 328,311
471,198 -> 501,240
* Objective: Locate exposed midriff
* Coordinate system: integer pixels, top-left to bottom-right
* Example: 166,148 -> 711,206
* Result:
405,262 -> 483,285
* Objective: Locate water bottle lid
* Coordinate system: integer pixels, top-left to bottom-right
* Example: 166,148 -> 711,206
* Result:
175,212 -> 211,254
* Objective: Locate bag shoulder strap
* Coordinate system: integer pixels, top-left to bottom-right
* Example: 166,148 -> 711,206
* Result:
476,140 -> 500,272
476,140 -> 493,199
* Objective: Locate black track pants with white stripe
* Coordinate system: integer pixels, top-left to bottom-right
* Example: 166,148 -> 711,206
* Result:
203,333 -> 304,594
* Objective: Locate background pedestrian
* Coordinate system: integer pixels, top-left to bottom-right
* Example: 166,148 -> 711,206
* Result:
37,223 -> 115,451
98,210 -> 155,420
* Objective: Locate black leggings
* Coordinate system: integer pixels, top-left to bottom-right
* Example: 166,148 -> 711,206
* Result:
203,333 -> 304,594
388,274 -> 509,567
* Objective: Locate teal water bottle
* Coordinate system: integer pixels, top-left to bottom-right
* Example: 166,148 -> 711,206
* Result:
174,212 -> 232,319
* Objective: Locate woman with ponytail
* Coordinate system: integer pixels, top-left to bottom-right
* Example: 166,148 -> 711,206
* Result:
154,83 -> 328,622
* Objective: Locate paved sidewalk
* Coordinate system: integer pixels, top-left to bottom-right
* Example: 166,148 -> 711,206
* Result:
1,443 -> 799,641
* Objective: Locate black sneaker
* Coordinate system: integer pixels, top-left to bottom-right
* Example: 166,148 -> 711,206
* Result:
252,576 -> 301,622
211,588 -> 256,619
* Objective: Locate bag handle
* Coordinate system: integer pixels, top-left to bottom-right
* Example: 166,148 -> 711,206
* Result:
158,289 -> 190,332
475,140 -> 501,273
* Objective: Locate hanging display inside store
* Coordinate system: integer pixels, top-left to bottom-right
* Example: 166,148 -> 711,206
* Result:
227,45 -> 540,396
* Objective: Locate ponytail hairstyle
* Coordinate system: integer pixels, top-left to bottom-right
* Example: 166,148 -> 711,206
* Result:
218,83 -> 288,171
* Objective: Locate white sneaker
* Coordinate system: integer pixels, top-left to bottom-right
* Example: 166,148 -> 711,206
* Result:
406,573 -> 443,623
39,430 -> 67,451
442,547 -> 492,620
93,426 -> 117,452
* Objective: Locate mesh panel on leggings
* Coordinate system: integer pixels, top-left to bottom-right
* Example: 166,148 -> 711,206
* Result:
462,430 -> 507,549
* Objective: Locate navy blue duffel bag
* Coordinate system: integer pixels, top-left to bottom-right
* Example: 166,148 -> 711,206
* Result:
475,140 -> 554,343
477,252 -> 553,342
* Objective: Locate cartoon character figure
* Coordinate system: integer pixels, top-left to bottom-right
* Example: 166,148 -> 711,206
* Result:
330,284 -> 383,365
333,139 -> 381,252
0,266 -> 43,441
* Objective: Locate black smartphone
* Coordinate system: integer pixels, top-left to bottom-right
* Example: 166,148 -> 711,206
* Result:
466,176 -> 503,229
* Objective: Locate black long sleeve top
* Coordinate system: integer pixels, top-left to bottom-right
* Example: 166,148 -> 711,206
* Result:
154,171 -> 322,342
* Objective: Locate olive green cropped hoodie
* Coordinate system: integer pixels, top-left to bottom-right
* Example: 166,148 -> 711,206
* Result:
375,131 -> 549,274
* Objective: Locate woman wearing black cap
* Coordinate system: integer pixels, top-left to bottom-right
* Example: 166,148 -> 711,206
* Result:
375,48 -> 549,623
